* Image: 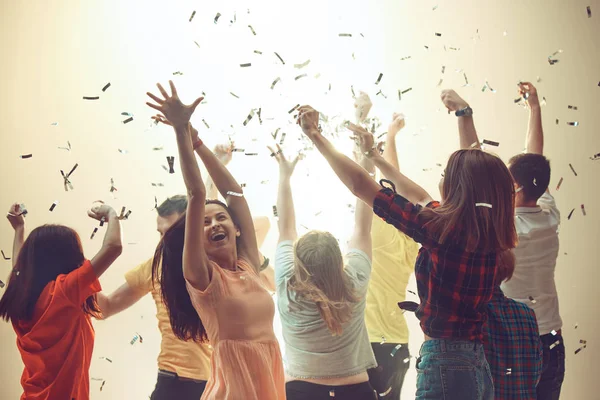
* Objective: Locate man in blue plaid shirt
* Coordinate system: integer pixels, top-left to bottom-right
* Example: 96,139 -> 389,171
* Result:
483,251 -> 543,399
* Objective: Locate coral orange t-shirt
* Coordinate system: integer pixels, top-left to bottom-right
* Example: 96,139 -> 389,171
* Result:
12,260 -> 101,400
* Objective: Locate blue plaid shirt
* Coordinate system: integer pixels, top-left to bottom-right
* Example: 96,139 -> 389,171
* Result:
483,287 -> 543,399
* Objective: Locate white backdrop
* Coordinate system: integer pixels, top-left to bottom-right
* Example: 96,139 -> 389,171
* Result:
0,0 -> 598,398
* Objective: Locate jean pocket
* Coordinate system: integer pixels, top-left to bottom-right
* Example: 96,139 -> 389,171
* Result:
440,365 -> 480,400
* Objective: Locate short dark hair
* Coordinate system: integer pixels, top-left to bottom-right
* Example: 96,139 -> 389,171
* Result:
508,153 -> 551,202
157,195 -> 187,217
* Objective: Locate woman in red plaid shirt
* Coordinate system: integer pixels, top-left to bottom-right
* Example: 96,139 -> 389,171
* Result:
297,104 -> 517,400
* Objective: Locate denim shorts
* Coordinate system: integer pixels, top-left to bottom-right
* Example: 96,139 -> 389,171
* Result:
415,339 -> 494,400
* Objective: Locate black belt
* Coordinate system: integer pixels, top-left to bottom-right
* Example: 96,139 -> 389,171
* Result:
158,369 -> 206,384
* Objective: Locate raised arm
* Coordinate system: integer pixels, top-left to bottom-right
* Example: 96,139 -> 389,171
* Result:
297,106 -> 380,207
88,203 -> 123,278
202,143 -> 234,200
6,204 -> 25,268
348,153 -> 375,259
192,126 -> 261,270
519,82 -> 543,155
382,113 -> 404,171
348,122 -> 433,206
147,81 -> 210,290
441,89 -> 480,150
270,144 -> 301,243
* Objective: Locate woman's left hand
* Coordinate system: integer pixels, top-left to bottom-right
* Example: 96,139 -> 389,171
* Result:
146,80 -> 203,129
347,122 -> 376,157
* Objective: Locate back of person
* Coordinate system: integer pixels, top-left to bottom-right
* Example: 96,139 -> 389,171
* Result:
276,241 -> 376,381
14,260 -> 101,400
483,287 -> 543,400
501,191 -> 561,335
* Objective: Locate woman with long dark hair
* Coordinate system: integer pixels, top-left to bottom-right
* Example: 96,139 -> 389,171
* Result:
146,81 -> 285,400
297,105 -> 517,400
0,202 -> 122,400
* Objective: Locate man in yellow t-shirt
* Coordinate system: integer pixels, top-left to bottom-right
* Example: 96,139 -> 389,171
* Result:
365,112 -> 419,399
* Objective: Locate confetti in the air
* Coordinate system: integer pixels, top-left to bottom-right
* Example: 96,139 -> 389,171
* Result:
506,368 -> 512,375
274,52 -> 285,64
294,59 -> 311,69
122,116 -> 133,124
295,74 -> 307,81
248,25 -> 256,35
166,156 -> 175,174
375,73 -> 383,85
567,121 -> 579,126
581,204 -> 586,216
391,344 -> 403,357
202,119 -> 210,128
49,201 -> 58,212
272,205 -> 278,217
339,33 -> 352,37
1,250 -> 10,260
243,110 -> 255,126
556,177 -> 563,190
20,154 -> 32,159
549,340 -> 561,350
590,152 -> 600,161
476,203 -> 493,208
528,295 -> 537,304
271,77 -> 281,89
90,227 -> 98,240
83,96 -> 99,100
240,63 -> 251,67
214,12 -> 221,23
0,280 -> 5,289
227,191 -> 243,197
587,6 -> 592,18
482,139 -> 499,147
60,163 -> 78,191
568,105 -> 578,110
189,10 -> 196,22
567,208 -> 575,220
435,32 -> 442,37
569,163 -> 578,176
101,83 -> 111,92
172,71 -> 183,76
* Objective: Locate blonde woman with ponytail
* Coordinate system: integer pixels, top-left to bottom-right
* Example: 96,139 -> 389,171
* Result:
270,143 -> 377,400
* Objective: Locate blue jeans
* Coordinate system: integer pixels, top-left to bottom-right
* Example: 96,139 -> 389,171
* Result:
537,332 -> 566,400
415,339 -> 494,400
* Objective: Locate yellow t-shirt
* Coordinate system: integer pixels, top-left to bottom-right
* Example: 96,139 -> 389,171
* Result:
365,215 -> 419,344
124,258 -> 212,381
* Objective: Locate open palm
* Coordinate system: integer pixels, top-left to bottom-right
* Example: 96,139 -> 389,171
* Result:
268,144 -> 301,178
146,80 -> 203,128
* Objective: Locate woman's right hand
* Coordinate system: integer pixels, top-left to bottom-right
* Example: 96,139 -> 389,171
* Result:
6,203 -> 25,230
268,144 -> 302,179
146,80 -> 203,129
347,122 -> 376,157
87,201 -> 117,221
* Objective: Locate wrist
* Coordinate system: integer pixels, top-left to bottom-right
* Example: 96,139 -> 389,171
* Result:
193,138 -> 203,150
529,103 -> 541,111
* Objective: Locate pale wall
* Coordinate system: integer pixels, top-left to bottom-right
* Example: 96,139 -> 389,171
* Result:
0,0 -> 598,398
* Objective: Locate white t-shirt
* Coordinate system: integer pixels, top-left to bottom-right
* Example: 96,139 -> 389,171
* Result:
501,192 -> 562,335
275,241 -> 377,379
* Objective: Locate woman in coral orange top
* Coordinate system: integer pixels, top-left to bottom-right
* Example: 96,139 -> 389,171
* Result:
0,202 -> 123,400
147,81 -> 285,400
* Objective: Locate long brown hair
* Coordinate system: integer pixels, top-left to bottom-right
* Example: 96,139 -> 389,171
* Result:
151,199 -> 241,342
152,213 -> 208,342
421,149 -> 517,253
0,225 -> 101,322
288,231 -> 359,336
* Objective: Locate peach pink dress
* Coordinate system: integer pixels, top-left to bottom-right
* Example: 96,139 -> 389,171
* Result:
186,258 -> 285,400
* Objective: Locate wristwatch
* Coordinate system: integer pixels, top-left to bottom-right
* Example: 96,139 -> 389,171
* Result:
455,106 -> 473,117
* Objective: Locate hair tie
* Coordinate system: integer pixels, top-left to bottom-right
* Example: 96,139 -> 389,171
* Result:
476,203 -> 493,208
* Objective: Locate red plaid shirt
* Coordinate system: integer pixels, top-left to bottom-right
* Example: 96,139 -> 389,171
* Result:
373,181 -> 498,341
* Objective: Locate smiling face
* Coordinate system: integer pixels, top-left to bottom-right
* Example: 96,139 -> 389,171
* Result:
203,203 -> 240,255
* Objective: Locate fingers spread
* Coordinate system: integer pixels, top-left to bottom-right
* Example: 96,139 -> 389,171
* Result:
168,80 -> 178,97
146,92 -> 164,104
157,83 -> 169,99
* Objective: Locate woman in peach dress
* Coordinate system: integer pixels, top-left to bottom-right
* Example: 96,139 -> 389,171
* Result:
146,81 -> 285,400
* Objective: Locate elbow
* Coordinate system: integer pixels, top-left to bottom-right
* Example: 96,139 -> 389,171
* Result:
105,243 -> 123,259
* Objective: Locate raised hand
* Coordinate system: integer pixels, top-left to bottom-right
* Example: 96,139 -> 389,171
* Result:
87,201 -> 117,222
388,113 -> 406,137
146,81 -> 204,129
347,123 -> 376,157
354,91 -> 373,123
440,89 -> 469,113
6,203 -> 25,230
297,105 -> 321,139
517,82 -> 540,109
214,143 -> 234,166
268,144 -> 302,179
